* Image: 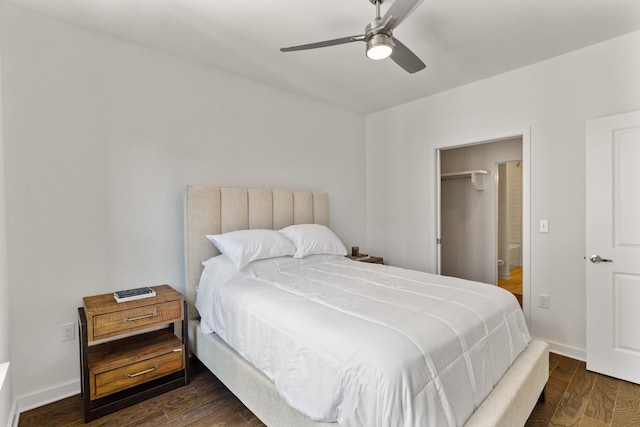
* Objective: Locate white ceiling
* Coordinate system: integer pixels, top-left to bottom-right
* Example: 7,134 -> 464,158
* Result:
6,0 -> 640,114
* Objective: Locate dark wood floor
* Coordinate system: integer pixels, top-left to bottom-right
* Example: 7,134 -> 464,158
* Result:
18,354 -> 640,427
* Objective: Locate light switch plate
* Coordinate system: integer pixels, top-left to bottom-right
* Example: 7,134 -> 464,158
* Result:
539,219 -> 549,233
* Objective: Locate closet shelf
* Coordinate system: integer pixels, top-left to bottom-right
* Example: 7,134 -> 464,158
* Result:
441,169 -> 489,191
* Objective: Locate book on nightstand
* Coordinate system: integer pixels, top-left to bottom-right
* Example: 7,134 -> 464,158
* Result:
113,286 -> 156,303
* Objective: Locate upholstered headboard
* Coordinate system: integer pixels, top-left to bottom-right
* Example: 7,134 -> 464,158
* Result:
183,187 -> 330,319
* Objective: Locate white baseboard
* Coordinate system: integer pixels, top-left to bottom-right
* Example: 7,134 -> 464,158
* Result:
534,337 -> 586,362
16,379 -> 80,413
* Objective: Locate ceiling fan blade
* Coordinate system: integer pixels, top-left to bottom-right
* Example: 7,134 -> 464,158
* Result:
383,0 -> 426,29
281,35 -> 365,52
390,37 -> 426,73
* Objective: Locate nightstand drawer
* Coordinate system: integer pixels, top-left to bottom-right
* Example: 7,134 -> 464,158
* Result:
88,329 -> 185,400
92,300 -> 182,340
92,349 -> 183,399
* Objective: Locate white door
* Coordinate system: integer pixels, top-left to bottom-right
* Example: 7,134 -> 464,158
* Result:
586,110 -> 640,384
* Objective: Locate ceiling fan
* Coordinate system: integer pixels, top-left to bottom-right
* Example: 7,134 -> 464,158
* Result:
280,0 -> 426,74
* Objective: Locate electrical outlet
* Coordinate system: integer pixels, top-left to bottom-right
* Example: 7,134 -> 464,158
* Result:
62,323 -> 75,342
538,294 -> 550,309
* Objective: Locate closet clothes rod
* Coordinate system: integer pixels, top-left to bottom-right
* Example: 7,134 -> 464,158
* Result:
440,169 -> 488,191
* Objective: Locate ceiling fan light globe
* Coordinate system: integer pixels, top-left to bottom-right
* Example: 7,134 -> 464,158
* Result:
366,34 -> 393,60
367,44 -> 392,60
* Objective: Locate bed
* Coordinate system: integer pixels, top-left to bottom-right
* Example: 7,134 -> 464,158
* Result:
184,186 -> 549,427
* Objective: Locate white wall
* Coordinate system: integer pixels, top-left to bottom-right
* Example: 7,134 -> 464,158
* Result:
366,30 -> 640,359
0,4 -> 366,409
440,138 -> 522,285
0,8 -> 16,423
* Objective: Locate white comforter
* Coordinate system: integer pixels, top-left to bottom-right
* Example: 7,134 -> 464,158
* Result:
195,255 -> 531,427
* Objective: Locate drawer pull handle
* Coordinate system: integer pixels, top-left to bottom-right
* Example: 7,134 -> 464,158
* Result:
125,364 -> 159,379
123,310 -> 157,322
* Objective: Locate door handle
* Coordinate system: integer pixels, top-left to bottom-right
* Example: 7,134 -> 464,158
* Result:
590,254 -> 613,263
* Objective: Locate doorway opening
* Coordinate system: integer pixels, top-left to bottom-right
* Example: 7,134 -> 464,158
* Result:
436,129 -> 530,323
497,161 -> 523,306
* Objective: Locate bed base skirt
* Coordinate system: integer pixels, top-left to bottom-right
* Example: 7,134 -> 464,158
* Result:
189,319 -> 549,427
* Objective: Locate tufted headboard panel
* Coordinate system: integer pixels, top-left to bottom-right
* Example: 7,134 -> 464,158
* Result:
183,187 -> 330,319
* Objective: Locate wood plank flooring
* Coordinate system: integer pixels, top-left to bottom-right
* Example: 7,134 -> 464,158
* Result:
499,266 -> 523,307
526,352 -> 640,427
18,354 -> 640,426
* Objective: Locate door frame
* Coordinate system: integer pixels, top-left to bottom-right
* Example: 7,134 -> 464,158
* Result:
435,127 -> 532,325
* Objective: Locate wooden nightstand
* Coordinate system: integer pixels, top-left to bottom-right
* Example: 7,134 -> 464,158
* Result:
78,284 -> 188,421
347,255 -> 384,264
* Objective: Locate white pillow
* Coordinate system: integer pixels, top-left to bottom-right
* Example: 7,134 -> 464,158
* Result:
206,229 -> 296,269
279,224 -> 347,258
